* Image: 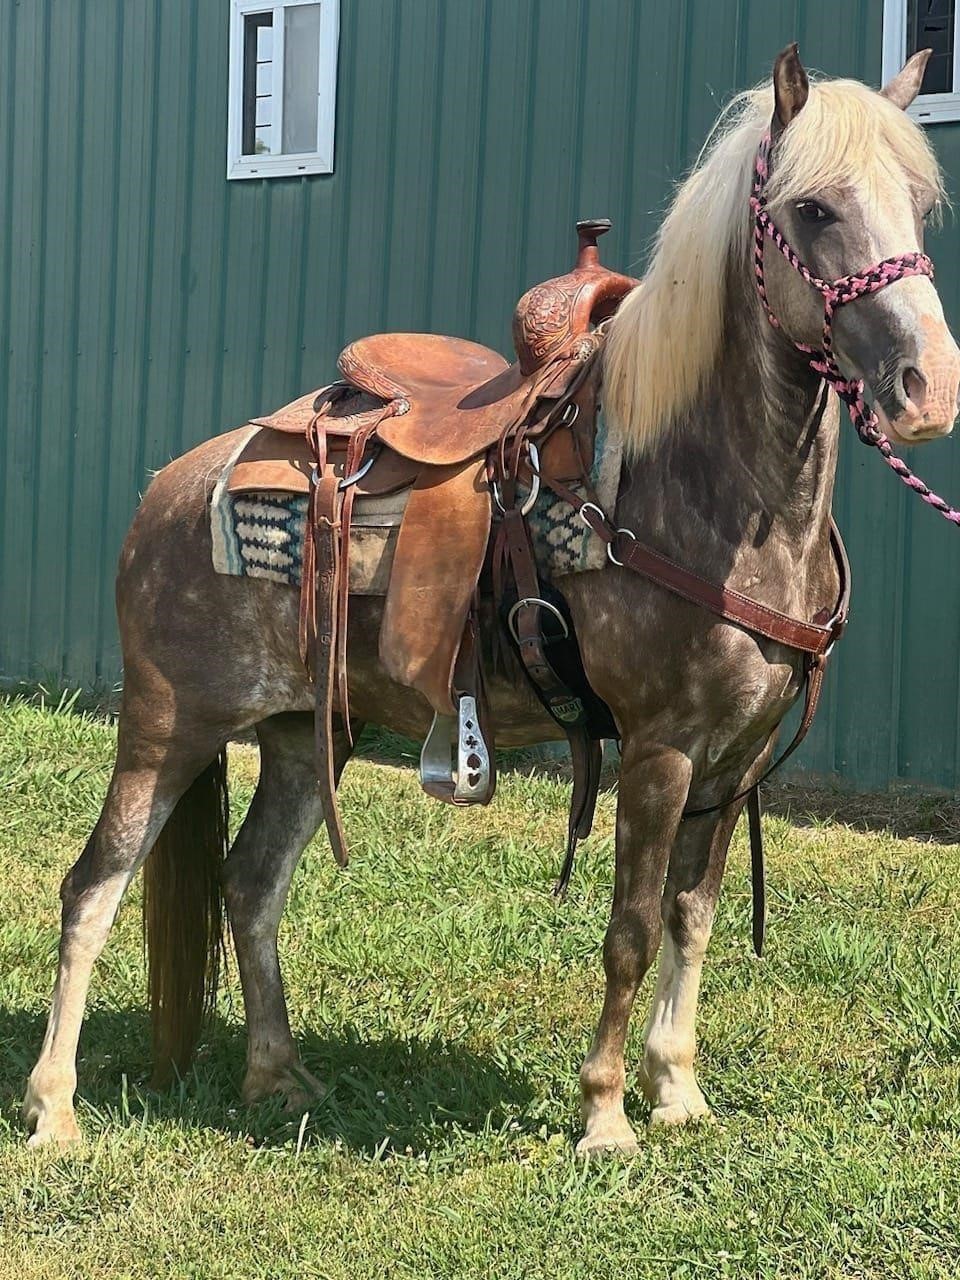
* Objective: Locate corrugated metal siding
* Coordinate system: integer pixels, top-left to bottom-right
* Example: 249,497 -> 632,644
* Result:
2,0 -> 960,790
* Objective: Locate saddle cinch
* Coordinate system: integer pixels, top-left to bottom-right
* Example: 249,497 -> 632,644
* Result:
226,220 -> 638,886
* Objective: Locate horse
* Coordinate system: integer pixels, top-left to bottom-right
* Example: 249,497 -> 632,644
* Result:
24,46 -> 960,1155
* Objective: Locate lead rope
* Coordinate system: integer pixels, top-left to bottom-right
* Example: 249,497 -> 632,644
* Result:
751,131 -> 960,526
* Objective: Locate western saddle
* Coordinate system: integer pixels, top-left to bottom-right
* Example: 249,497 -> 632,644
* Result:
227,220 -> 638,886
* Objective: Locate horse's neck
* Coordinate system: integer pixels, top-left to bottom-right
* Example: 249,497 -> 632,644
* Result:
614,284 -> 841,614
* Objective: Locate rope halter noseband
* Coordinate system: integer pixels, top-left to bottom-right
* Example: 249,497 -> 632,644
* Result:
750,130 -> 960,526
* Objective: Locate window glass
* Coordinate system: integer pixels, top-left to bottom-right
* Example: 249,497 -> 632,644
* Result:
243,12 -> 275,155
282,4 -> 322,154
229,0 -> 338,177
908,0 -> 956,94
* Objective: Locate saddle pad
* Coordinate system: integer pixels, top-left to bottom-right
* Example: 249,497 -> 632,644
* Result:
211,429 -> 407,594
209,418 -> 622,592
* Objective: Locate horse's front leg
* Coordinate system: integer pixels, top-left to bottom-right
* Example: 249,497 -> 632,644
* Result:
640,793 -> 746,1127
577,742 -> 692,1158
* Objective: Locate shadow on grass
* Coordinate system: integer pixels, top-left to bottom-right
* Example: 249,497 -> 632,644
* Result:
763,778 -> 960,846
2,1006 -> 536,1155
357,730 -> 960,845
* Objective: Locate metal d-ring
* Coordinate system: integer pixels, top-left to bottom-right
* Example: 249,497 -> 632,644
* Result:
521,444 -> 541,513
310,450 -> 381,491
492,443 -> 541,516
339,448 -> 379,491
607,527 -> 637,567
507,597 -> 570,645
556,400 -> 580,428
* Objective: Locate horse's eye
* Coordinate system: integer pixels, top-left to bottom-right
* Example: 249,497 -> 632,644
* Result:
796,200 -> 832,225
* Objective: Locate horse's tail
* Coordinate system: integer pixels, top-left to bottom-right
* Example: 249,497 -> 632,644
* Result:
142,750 -> 229,1085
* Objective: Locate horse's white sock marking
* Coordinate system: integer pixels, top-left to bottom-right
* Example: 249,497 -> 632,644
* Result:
642,930 -> 711,1125
25,769 -> 173,1145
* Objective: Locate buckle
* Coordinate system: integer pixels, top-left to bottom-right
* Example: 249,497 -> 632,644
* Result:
506,597 -> 570,645
578,501 -> 607,530
556,400 -> 580,428
606,527 -> 637,567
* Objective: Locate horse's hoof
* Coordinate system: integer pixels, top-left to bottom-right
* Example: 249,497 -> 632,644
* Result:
23,1080 -> 83,1148
648,1099 -> 713,1128
575,1121 -> 640,1160
25,1111 -> 82,1148
242,1063 -> 326,1111
282,1081 -> 326,1115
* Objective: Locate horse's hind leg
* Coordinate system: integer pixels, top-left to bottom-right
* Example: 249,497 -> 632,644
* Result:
221,712 -> 359,1109
24,724 -> 223,1146
577,741 -> 692,1158
640,798 -> 744,1127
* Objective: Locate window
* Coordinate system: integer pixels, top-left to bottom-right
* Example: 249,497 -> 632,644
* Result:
227,0 -> 339,179
883,1 -> 960,123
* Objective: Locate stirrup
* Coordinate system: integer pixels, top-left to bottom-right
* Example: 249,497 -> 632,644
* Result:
419,697 -> 492,804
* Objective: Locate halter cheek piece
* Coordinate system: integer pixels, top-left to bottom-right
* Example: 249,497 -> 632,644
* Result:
751,130 -> 960,526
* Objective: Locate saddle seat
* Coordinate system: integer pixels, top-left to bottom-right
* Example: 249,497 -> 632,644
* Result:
254,332 -> 554,468
336,333 -> 530,466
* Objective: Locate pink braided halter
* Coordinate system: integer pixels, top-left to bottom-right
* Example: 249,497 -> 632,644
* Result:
750,131 -> 960,526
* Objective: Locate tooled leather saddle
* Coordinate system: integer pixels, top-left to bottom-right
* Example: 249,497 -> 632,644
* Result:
226,220 -> 638,884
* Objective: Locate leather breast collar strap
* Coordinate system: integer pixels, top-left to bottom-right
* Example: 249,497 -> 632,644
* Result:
560,493 -> 851,955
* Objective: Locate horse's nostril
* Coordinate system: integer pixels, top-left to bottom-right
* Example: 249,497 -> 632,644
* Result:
902,365 -> 928,414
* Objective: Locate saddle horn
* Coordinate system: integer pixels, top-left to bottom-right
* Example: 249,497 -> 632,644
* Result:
512,220 -> 638,376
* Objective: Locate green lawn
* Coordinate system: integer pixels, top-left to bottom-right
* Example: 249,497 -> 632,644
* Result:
1,695 -> 959,1278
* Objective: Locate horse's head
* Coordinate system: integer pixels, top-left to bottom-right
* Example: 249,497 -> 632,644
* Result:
760,45 -> 960,445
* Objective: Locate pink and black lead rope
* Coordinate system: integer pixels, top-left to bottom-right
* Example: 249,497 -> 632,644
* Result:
751,131 -> 960,527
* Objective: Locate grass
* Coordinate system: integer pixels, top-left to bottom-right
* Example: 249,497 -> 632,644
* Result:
1,694 -> 960,1278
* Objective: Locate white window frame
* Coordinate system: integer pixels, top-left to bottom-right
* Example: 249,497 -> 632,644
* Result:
227,0 -> 339,179
883,1 -> 960,124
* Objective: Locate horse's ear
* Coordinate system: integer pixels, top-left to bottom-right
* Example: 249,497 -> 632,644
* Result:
772,43 -> 809,134
881,48 -> 932,109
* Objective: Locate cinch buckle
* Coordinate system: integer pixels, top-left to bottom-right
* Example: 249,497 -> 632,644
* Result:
506,597 -> 570,645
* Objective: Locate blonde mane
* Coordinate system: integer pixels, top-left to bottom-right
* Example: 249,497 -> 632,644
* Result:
603,76 -> 945,453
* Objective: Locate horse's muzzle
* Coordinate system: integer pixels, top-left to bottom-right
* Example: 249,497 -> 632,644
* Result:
838,301 -> 960,444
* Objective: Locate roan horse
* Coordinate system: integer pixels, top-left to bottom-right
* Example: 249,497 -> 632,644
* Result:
24,47 -> 960,1154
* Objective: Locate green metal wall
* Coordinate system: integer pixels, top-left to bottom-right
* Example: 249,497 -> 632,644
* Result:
2,0 -> 960,791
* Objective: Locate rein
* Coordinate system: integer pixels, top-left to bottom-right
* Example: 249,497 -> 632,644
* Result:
750,130 -> 960,526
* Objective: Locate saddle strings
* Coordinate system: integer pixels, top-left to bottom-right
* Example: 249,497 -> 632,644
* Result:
750,130 -> 960,527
